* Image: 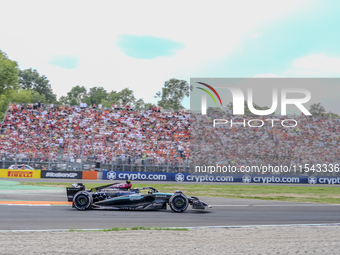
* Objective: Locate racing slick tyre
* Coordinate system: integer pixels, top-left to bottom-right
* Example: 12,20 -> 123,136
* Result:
73,191 -> 93,211
169,193 -> 189,213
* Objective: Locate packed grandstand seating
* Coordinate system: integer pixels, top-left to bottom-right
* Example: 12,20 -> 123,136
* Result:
191,112 -> 340,169
0,103 -> 339,173
0,103 -> 190,169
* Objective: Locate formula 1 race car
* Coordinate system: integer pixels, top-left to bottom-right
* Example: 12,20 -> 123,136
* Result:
66,181 -> 211,213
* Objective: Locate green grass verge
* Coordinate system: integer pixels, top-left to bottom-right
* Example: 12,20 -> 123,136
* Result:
69,227 -> 188,232
20,182 -> 340,204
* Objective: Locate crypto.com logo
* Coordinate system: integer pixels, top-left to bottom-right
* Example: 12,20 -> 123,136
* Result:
197,82 -> 311,116
107,171 -> 117,180
175,173 -> 185,182
308,175 -> 317,185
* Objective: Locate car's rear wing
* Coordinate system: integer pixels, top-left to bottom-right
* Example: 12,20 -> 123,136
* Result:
66,183 -> 85,202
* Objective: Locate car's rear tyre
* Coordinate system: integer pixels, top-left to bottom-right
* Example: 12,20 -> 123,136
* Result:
73,191 -> 93,211
169,193 -> 188,213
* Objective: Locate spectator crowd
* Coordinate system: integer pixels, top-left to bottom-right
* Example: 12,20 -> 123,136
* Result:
0,103 -> 190,167
0,103 -> 339,172
191,112 -> 340,169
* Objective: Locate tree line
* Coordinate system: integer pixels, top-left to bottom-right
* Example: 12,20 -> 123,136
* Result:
0,49 -> 190,120
0,48 -> 333,120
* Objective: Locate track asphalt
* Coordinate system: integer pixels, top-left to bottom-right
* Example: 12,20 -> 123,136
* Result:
0,178 -> 340,230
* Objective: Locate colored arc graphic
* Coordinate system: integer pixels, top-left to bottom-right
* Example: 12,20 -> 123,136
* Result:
196,82 -> 223,106
196,87 -> 217,106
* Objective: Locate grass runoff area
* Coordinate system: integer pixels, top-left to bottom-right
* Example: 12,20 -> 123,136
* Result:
19,182 -> 340,204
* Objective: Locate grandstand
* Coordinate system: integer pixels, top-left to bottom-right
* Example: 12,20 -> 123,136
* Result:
0,103 -> 190,172
1,103 -> 340,175
191,111 -> 340,176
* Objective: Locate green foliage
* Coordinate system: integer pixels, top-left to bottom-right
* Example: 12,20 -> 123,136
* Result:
103,227 -> 128,231
69,97 -> 78,106
107,90 -> 120,103
0,89 -> 46,120
309,103 -> 326,116
19,68 -> 57,103
0,55 -> 191,118
65,87 -> 136,108
69,227 -> 188,232
135,98 -> 145,110
144,102 -> 156,110
117,88 -> 135,105
153,228 -> 189,231
155,79 -> 189,110
0,50 -> 19,94
87,86 -> 109,105
11,90 -> 31,103
16,89 -> 46,103
100,90 -> 122,108
58,95 -> 69,105
101,99 -> 112,109
324,112 -> 339,118
0,94 -> 11,120
67,85 -> 87,104
58,86 -> 88,106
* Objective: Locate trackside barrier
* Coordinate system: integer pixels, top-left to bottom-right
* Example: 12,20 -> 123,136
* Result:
82,171 -> 98,180
0,169 -> 97,180
102,171 -> 340,185
0,169 -> 41,179
41,170 -> 82,179
103,171 -> 171,181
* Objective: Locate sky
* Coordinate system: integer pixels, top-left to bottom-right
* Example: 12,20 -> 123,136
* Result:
1,0 -> 340,109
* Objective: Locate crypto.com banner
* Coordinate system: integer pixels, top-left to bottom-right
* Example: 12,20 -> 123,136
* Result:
102,170 -> 340,185
190,78 -> 340,175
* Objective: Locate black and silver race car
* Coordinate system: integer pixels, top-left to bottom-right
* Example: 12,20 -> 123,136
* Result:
66,181 -> 211,213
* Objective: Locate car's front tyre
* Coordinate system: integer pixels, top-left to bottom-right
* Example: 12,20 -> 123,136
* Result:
169,193 -> 188,213
73,191 -> 93,211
